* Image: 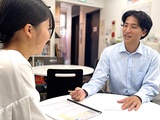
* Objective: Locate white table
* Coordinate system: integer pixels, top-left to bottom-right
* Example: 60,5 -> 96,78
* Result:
39,93 -> 160,120
32,65 -> 94,76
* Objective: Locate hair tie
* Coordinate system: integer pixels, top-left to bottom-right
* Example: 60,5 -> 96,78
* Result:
0,32 -> 6,42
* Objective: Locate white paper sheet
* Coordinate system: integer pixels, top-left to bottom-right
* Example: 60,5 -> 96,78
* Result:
41,99 -> 101,120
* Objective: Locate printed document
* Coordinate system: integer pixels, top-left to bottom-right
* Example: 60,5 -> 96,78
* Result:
42,99 -> 101,120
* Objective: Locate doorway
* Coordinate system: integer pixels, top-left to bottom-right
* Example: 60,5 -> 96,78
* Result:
85,10 -> 100,68
71,15 -> 79,65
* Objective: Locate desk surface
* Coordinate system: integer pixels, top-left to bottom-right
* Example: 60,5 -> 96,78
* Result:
39,93 -> 160,120
32,65 -> 94,76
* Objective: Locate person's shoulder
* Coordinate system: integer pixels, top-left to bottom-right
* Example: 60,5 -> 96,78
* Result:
0,50 -> 30,67
0,50 -> 10,61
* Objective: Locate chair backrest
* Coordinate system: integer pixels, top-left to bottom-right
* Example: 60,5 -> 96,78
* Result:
44,57 -> 64,65
94,58 -> 99,69
46,69 -> 83,99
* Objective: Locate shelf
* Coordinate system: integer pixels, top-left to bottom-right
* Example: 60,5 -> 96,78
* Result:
0,43 -> 2,48
32,55 -> 51,57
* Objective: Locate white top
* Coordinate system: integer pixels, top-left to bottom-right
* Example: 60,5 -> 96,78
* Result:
32,65 -> 94,76
0,50 -> 48,120
39,93 -> 160,120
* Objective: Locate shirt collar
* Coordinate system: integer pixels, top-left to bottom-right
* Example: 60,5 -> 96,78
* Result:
119,41 -> 143,55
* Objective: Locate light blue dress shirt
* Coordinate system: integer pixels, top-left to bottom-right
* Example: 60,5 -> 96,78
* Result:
82,41 -> 160,103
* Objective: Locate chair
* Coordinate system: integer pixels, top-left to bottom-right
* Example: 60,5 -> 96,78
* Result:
46,69 -> 83,99
93,58 -> 99,69
43,57 -> 64,65
36,84 -> 47,101
83,59 -> 99,83
36,57 -> 64,101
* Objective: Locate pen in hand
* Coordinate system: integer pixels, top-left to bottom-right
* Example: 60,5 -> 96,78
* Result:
68,90 -> 74,93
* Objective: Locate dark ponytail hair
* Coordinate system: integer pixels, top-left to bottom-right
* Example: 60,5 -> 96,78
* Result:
0,0 -> 55,43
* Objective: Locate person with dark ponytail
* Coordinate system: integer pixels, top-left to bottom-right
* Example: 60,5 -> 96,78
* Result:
0,0 -> 55,119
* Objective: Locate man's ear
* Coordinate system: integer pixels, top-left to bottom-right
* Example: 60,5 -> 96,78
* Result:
23,24 -> 33,38
141,29 -> 147,37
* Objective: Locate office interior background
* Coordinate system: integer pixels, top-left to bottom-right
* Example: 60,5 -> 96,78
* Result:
17,0 -> 159,104
0,0 -> 158,67
0,0 -> 158,104
40,0 -> 160,68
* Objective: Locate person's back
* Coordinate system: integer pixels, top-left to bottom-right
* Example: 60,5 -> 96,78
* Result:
0,50 -> 47,120
0,0 -> 55,119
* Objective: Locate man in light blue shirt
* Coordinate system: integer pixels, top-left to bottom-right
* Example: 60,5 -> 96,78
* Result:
70,10 -> 160,111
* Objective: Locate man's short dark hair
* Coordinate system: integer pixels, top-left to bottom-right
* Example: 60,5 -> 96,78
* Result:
122,10 -> 152,39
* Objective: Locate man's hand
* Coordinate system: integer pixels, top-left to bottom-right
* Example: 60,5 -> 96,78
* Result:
69,87 -> 87,101
117,95 -> 142,111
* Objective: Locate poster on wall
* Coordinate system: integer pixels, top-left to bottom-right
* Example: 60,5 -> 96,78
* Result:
100,19 -> 105,36
127,0 -> 140,5
123,2 -> 151,16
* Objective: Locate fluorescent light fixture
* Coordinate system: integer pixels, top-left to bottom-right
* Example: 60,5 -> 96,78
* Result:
78,0 -> 86,2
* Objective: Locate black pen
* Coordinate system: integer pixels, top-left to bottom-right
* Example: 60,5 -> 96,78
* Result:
67,98 -> 102,114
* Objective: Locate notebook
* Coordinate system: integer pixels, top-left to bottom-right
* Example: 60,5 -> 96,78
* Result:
44,99 -> 102,120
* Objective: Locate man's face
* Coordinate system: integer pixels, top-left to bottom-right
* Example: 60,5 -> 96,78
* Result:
122,15 -> 146,44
